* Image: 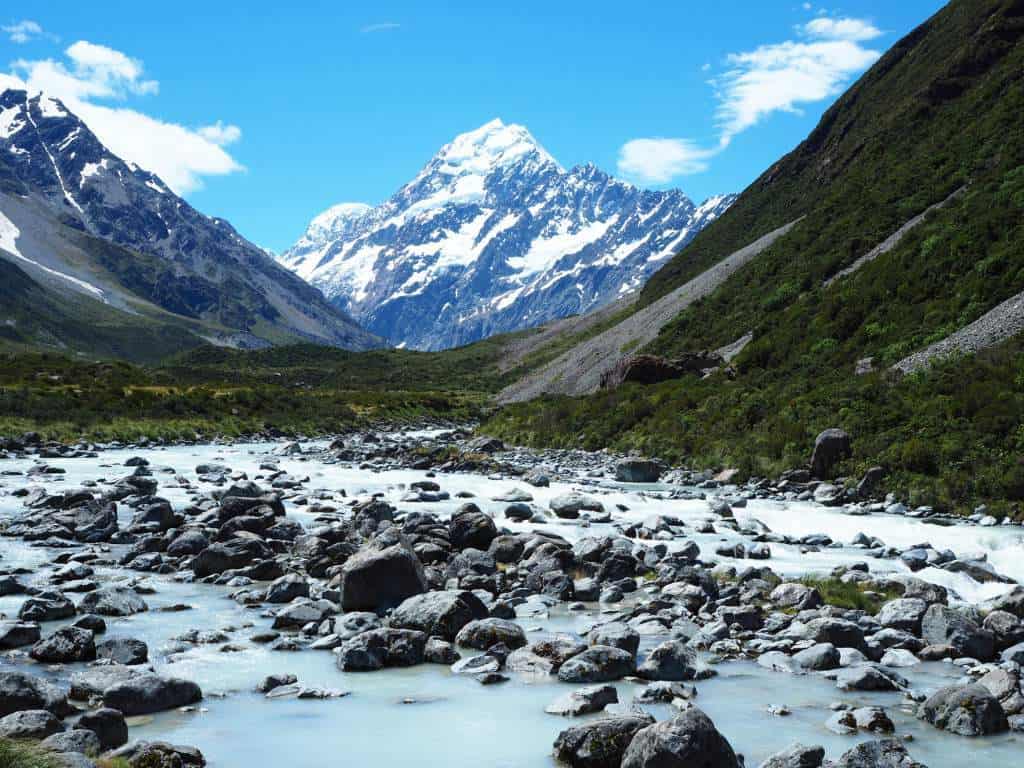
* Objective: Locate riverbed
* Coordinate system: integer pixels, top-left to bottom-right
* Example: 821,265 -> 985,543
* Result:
2,437 -> 1023,766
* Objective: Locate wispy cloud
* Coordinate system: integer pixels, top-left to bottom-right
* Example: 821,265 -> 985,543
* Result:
618,16 -> 882,184
3,40 -> 243,194
618,138 -> 715,184
3,20 -> 44,44
360,22 -> 400,34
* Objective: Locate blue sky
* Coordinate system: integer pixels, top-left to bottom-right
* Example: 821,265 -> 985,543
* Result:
2,1 -> 945,252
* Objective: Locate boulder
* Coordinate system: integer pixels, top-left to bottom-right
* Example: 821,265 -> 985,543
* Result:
339,542 -> 427,612
921,605 -> 995,660
553,714 -> 655,768
265,574 -> 310,604
759,744 -> 825,768
455,618 -> 527,650
0,709 -> 64,740
588,623 -> 640,657
101,674 -> 202,716
449,504 -> 498,551
916,684 -> 1008,736
0,620 -> 41,649
96,637 -> 149,665
336,628 -> 427,671
192,539 -> 273,578
621,707 -> 742,768
0,672 -> 73,718
615,459 -> 664,483
76,708 -> 129,750
810,428 -> 851,479
30,626 -> 96,663
549,492 -> 604,519
637,639 -> 700,681
545,684 -> 619,716
877,598 -> 928,634
557,646 -> 635,683
389,590 -> 487,641
832,740 -> 928,768
78,587 -> 148,617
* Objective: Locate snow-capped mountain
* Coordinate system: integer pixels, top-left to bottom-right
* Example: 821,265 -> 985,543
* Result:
0,89 -> 380,351
280,119 -> 735,350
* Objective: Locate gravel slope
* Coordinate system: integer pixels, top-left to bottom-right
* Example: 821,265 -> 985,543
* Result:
893,290 -> 1024,374
498,219 -> 801,402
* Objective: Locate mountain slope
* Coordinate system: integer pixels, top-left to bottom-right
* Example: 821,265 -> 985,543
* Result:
0,89 -> 381,353
488,0 -> 1024,515
280,120 -> 733,350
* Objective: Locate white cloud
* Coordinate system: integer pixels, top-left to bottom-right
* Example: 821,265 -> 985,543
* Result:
3,20 -> 42,44
198,121 -> 242,146
618,15 -> 882,184
3,41 -> 243,194
617,138 -> 714,183
361,22 -> 400,34
802,17 -> 882,42
715,36 -> 880,142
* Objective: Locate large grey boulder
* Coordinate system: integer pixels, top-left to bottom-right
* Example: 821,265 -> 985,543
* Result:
449,504 -> 497,551
558,646 -> 635,683
759,743 -> 825,768
810,428 -> 852,478
615,459 -> 663,483
992,586 -> 1024,619
76,708 -> 128,750
921,605 -> 995,660
549,492 -> 604,519
101,674 -> 203,716
389,590 -> 487,641
78,587 -> 148,617
339,542 -> 427,612
832,740 -> 928,768
41,728 -> 101,755
621,707 -> 742,768
96,637 -> 149,665
455,618 -> 527,650
0,620 -> 41,649
0,709 -> 64,740
0,672 -> 74,718
588,622 -> 640,656
265,574 -> 310,604
877,598 -> 928,634
916,683 -> 1008,736
192,538 -> 274,578
545,684 -> 618,716
637,639 -> 700,681
553,714 -> 655,768
18,593 -> 75,622
336,628 -> 427,671
30,626 -> 96,663
792,643 -> 840,671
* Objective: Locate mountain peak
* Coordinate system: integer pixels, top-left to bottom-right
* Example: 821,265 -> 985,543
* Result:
430,118 -> 560,177
281,118 -> 735,350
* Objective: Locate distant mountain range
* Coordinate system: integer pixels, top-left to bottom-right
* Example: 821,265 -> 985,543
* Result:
279,119 -> 734,350
0,89 -> 380,360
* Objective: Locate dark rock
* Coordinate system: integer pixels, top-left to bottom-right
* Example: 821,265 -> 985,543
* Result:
0,620 -> 41,649
30,626 -> 96,663
390,590 -> 487,641
0,709 -> 64,740
76,708 -> 129,750
78,587 -> 148,617
545,684 -> 618,716
637,639 -> 700,681
810,428 -> 851,479
0,671 -> 74,718
96,637 -> 149,665
759,743 -> 825,768
615,459 -> 664,483
621,707 -> 741,768
455,618 -> 527,650
557,645 -> 635,683
921,604 -> 995,660
336,628 -> 427,671
553,713 -> 655,768
339,542 -> 428,612
102,674 -> 203,716
916,684 -> 1008,736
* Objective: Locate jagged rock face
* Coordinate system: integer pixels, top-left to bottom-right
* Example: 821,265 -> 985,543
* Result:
280,119 -> 735,350
0,89 -> 379,350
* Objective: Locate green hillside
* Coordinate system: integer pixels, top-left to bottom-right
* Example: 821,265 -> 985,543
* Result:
486,0 -> 1024,517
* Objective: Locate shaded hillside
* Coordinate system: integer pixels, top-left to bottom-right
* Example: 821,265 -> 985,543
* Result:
488,0 -> 1024,515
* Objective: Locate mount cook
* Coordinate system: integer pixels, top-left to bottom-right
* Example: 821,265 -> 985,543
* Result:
280,119 -> 734,350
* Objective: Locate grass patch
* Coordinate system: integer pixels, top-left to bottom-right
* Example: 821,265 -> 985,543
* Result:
0,739 -> 63,768
800,577 -> 901,614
